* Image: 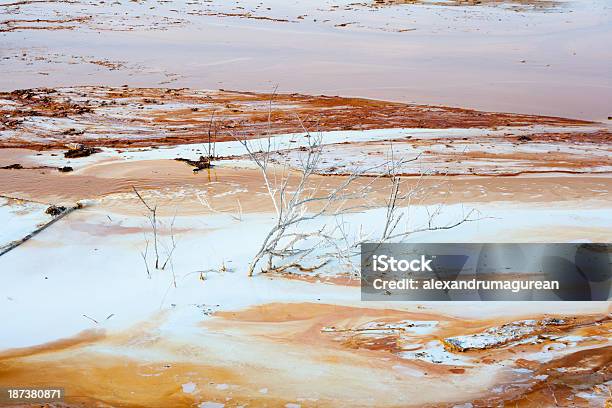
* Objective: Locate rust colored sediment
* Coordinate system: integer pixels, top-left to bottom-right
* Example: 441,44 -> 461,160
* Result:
0,329 -> 105,360
0,303 -> 609,407
0,86 -> 592,150
474,346 -> 612,407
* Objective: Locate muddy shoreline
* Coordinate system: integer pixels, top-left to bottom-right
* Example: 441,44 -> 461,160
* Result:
0,86 -> 594,150
0,303 -> 609,407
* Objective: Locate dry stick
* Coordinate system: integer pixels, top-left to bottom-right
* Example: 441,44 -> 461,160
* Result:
82,314 -> 99,324
169,253 -> 177,288
132,186 -> 160,269
207,110 -> 216,159
0,204 -> 79,257
140,235 -> 151,278
268,260 -> 329,274
160,212 -> 178,270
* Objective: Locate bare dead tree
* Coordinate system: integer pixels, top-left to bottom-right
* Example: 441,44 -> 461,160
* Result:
133,186 -> 160,269
224,91 -> 482,277
133,186 -> 179,274
321,145 -> 482,276
234,126 -> 392,276
238,130 -> 483,277
378,144 -> 480,241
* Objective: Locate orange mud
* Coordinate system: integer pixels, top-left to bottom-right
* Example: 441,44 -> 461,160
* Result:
0,351 -> 246,408
0,329 -> 105,361
0,303 -> 609,407
0,158 -> 610,211
485,346 -> 612,407
441,315 -> 611,352
0,86 -> 592,150
442,317 -> 612,407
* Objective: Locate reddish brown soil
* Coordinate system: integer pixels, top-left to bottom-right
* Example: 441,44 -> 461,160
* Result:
1,156 -> 610,211
478,346 -> 612,407
0,302 -> 609,407
0,86 -> 592,150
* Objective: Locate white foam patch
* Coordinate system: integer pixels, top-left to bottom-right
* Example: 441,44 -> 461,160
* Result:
182,382 -> 197,394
